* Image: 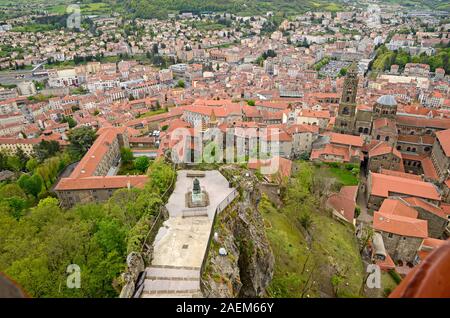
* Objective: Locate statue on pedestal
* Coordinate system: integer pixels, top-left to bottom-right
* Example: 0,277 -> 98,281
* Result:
192,178 -> 203,203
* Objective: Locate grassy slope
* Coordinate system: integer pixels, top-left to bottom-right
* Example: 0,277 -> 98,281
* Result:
261,162 -> 364,298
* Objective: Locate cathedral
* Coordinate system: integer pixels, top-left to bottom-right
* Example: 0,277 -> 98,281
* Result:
334,63 -> 360,135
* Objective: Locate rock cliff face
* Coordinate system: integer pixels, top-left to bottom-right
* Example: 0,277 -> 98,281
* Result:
201,167 -> 274,297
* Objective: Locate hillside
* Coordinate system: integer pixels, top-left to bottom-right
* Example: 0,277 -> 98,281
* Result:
259,161 -> 365,298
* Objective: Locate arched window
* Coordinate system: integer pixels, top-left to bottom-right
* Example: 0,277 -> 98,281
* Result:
397,145 -> 401,150
424,147 -> 430,152
410,131 -> 415,135
363,128 -> 369,134
407,147 -> 411,152
358,127 -> 363,133
412,148 -> 416,152
342,107 -> 349,115
376,135 -> 380,140
385,136 -> 390,141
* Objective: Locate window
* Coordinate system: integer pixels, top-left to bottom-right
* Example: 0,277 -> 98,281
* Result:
342,107 -> 350,115
407,147 -> 411,152
397,145 -> 401,150
385,136 -> 390,142
388,233 -> 393,238
358,127 -> 363,133
376,135 -> 380,140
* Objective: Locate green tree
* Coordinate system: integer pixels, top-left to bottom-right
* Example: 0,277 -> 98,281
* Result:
147,159 -> 175,196
26,158 -> 38,172
18,174 -> 43,198
134,156 -> 150,173
15,148 -> 29,167
68,127 -> 96,160
120,147 -> 134,165
34,140 -> 60,162
7,156 -> 22,172
175,80 -> 185,88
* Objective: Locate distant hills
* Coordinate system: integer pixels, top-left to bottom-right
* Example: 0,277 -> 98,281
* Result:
0,0 -> 448,21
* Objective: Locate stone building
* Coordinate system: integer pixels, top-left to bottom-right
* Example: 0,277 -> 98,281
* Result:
55,127 -> 147,208
368,142 -> 402,172
334,63 -> 359,135
371,117 -> 398,145
373,211 -> 427,263
372,95 -> 398,120
431,129 -> 450,181
366,172 -> 441,211
403,197 -> 449,239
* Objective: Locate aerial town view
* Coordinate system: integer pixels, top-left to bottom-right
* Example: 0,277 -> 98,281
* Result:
0,0 -> 449,304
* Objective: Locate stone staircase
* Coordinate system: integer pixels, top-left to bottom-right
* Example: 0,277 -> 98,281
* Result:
141,265 -> 203,298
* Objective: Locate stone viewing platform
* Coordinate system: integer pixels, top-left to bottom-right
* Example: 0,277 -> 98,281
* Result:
141,170 -> 237,298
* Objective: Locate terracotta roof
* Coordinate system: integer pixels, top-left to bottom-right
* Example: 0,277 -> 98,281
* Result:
311,143 -> 363,162
397,134 -> 435,145
248,156 -> 292,181
403,197 -> 447,219
372,117 -> 397,131
379,168 -> 422,181
368,142 -> 402,158
373,212 -> 428,238
326,185 -> 358,223
69,128 -> 119,179
396,115 -> 450,130
417,238 -> 446,261
420,157 -> 439,180
55,175 -> 147,191
378,198 -> 419,219
436,129 -> 450,157
369,172 -> 441,201
328,132 -> 364,147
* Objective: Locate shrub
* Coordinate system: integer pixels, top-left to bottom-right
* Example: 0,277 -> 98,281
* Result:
388,269 -> 402,284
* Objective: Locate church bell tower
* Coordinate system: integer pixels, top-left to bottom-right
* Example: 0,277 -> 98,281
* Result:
334,62 -> 359,135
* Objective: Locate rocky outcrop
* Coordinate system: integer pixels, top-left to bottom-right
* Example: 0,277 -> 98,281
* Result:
119,252 -> 145,298
201,166 -> 274,297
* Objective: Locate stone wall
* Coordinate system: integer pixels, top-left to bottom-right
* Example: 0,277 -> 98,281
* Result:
379,231 -> 422,263
416,207 -> 449,239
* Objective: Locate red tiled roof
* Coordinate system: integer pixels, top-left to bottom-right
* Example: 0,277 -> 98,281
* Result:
373,212 -> 428,238
55,175 -> 147,190
403,197 -> 447,219
326,185 -> 358,223
396,116 -> 450,130
328,132 -> 364,147
248,156 -> 292,181
368,142 -> 402,158
378,198 -> 419,219
369,172 -> 440,201
311,143 -> 363,162
436,129 -> 450,157
379,168 -> 422,181
417,238 -> 446,261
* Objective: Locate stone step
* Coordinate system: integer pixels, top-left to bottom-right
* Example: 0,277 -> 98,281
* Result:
143,278 -> 201,294
146,266 -> 200,280
141,291 -> 203,298
149,264 -> 201,270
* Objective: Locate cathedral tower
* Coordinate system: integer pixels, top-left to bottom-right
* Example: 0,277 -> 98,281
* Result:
334,63 -> 359,135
